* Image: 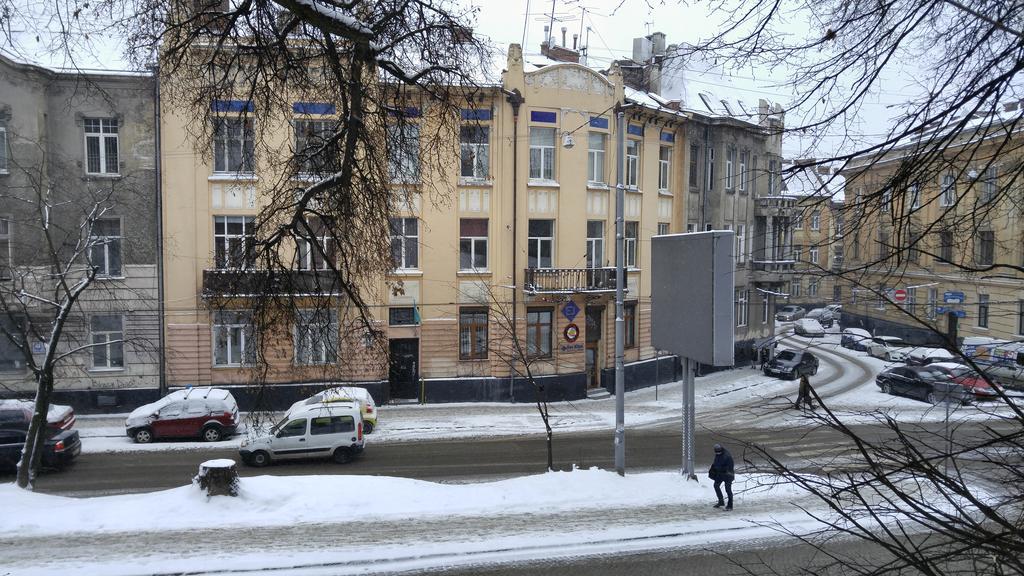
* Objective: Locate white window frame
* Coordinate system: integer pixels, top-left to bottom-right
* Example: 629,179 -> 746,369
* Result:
658,146 -> 671,191
388,123 -> 421,184
908,183 -> 920,210
294,308 -> 338,365
809,246 -> 819,265
529,127 -> 556,182
624,221 -> 639,269
528,219 -> 554,269
213,311 -> 254,367
791,279 -> 802,298
626,139 -> 640,188
84,118 -> 119,175
725,147 -> 735,190
927,288 -> 938,320
706,147 -> 716,191
89,217 -> 123,277
90,314 -> 124,370
738,151 -> 747,192
767,159 -> 777,195
978,294 -> 990,329
213,116 -> 255,174
808,280 -> 818,298
213,216 -> 255,270
881,189 -> 892,212
296,219 -> 335,271
588,132 -> 606,185
460,125 -> 489,180
940,174 -> 955,206
0,216 -> 11,281
390,217 -> 419,270
657,222 -> 670,236
0,124 -> 8,174
293,118 -> 337,176
762,295 -> 770,324
459,218 -> 489,271
586,220 -> 605,268
982,166 -> 998,203
810,210 -> 821,231
735,289 -> 748,327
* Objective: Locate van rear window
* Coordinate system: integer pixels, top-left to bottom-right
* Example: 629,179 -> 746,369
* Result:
311,415 -> 355,435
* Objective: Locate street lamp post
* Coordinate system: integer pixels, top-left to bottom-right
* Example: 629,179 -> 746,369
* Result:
614,106 -> 626,476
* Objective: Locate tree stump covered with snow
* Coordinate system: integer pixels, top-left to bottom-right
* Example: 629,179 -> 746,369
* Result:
194,459 -> 239,497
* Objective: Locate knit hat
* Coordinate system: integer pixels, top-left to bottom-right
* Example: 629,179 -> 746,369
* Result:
713,444 -> 723,453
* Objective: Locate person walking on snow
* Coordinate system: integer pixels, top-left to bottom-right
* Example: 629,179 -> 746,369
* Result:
708,443 -> 734,511
795,373 -> 814,410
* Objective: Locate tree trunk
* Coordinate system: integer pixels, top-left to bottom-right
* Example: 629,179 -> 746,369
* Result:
194,459 -> 240,497
17,371 -> 53,489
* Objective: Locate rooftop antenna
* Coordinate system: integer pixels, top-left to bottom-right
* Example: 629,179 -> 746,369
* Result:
521,0 -> 531,47
548,0 -> 556,45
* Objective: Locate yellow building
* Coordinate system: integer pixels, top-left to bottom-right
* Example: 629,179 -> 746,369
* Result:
783,165 -> 845,310
159,40 -> 789,405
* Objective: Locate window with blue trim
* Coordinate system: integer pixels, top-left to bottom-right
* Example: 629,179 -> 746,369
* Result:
529,128 -> 556,181
588,132 -> 606,184
460,126 -> 489,179
213,117 -> 254,174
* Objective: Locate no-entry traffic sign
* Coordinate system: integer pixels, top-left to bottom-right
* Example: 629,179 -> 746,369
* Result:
893,288 -> 907,303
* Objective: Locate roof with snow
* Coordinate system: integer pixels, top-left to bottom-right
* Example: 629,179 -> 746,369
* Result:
783,165 -> 846,202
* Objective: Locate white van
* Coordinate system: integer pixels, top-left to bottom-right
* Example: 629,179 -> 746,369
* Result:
239,402 -> 364,467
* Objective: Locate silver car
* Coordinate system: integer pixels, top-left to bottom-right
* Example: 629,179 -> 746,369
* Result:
775,305 -> 806,322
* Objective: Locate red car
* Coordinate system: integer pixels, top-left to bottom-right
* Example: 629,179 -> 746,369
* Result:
928,363 -> 1000,400
125,388 -> 239,443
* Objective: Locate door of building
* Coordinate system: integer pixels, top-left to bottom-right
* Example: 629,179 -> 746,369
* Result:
388,338 -> 420,399
585,306 -> 604,388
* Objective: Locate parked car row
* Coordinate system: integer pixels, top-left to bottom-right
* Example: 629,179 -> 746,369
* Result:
0,399 -> 81,473
876,362 -> 1000,404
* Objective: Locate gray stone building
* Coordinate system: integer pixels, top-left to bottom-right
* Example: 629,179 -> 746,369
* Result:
0,53 -> 161,411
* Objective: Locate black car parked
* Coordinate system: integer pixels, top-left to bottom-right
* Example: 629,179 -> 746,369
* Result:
875,366 -> 972,404
764,350 -> 819,379
0,427 -> 81,472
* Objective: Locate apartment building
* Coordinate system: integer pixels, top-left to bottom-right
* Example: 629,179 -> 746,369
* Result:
782,166 -> 845,311
839,107 -> 1024,345
159,35 -> 791,405
0,54 -> 160,410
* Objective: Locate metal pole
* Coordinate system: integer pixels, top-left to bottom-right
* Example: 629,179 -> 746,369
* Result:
682,357 -> 696,479
614,107 -> 626,476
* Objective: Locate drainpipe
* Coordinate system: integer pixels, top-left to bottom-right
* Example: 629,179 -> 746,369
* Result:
504,89 -> 524,401
153,66 -> 166,397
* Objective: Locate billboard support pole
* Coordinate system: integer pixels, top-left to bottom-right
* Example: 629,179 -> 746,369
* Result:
682,357 -> 697,479
614,106 -> 626,476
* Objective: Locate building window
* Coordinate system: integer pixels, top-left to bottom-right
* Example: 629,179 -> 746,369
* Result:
657,222 -> 670,236
940,174 -> 955,206
626,139 -> 640,188
833,285 -> 842,303
881,188 -> 892,212
294,308 -> 338,365
906,286 -> 917,315
790,279 -> 802,298
460,125 -> 489,179
908,183 -> 921,210
624,302 -> 637,348
810,210 -> 820,231
687,223 -> 697,233
213,311 -> 254,366
528,219 -> 553,269
529,127 -> 556,181
459,307 -> 488,360
689,144 -> 699,189
939,230 -> 954,263
834,214 -> 844,238
878,230 -> 890,260
809,246 -> 819,265
388,123 -> 420,184
390,217 -> 419,270
459,218 -> 488,270
213,117 -> 254,174
213,216 -> 255,269
735,289 -> 748,327
293,119 -> 337,175
84,118 -> 119,175
735,224 -> 745,264
296,217 -> 336,271
389,307 -> 418,326
738,151 -> 748,192
725,147 -> 735,190
624,221 -> 639,268
706,147 -> 716,191
0,123 -> 7,173
89,217 -> 123,277
762,296 -> 770,324
927,288 -> 937,320
833,245 -> 844,268
767,159 -> 777,195
90,315 -> 124,369
526,308 -> 553,358
658,146 -> 671,191
876,284 -> 887,310
586,220 -> 604,268
793,213 -> 803,230
981,166 -> 998,203
978,231 -> 995,266
978,294 -> 989,329
793,245 -> 803,262
808,280 -> 819,298
588,133 -> 606,185
0,217 -> 9,281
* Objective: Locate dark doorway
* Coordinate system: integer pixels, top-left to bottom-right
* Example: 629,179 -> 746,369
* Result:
585,306 -> 604,388
388,338 -> 419,399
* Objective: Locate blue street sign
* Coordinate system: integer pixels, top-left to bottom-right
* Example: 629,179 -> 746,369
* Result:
944,291 -> 965,304
562,301 -> 580,322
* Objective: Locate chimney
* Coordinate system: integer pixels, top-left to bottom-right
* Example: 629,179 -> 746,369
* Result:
648,32 -> 666,56
543,25 -> 550,48
573,33 -> 578,50
561,26 -> 567,47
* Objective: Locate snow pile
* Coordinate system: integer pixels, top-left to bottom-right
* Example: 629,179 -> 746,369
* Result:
0,468 -> 804,537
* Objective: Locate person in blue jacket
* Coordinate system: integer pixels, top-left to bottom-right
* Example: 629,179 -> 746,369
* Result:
708,443 -> 735,510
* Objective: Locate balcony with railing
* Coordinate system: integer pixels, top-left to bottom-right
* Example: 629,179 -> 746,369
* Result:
755,195 -> 798,217
524,267 -> 617,295
203,269 -> 343,298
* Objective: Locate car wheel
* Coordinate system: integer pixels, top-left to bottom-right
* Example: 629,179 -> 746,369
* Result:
249,450 -> 270,467
133,428 -> 154,444
333,448 -> 353,464
201,426 -> 223,442
881,382 -> 892,394
884,352 -> 892,362
363,421 -> 374,434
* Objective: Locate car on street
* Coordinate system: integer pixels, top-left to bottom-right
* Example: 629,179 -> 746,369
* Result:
286,386 -> 379,433
775,305 -> 806,322
868,336 -> 909,362
804,308 -> 835,328
0,399 -> 76,432
840,328 -> 872,351
825,304 -> 842,314
240,402 -> 364,467
793,318 -> 826,337
904,347 -> 956,366
125,387 -> 239,443
0,427 -> 81,472
763,350 -> 819,379
875,366 -> 973,404
928,362 -> 1000,400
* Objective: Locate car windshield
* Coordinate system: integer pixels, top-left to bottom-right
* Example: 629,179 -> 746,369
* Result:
776,351 -> 796,361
